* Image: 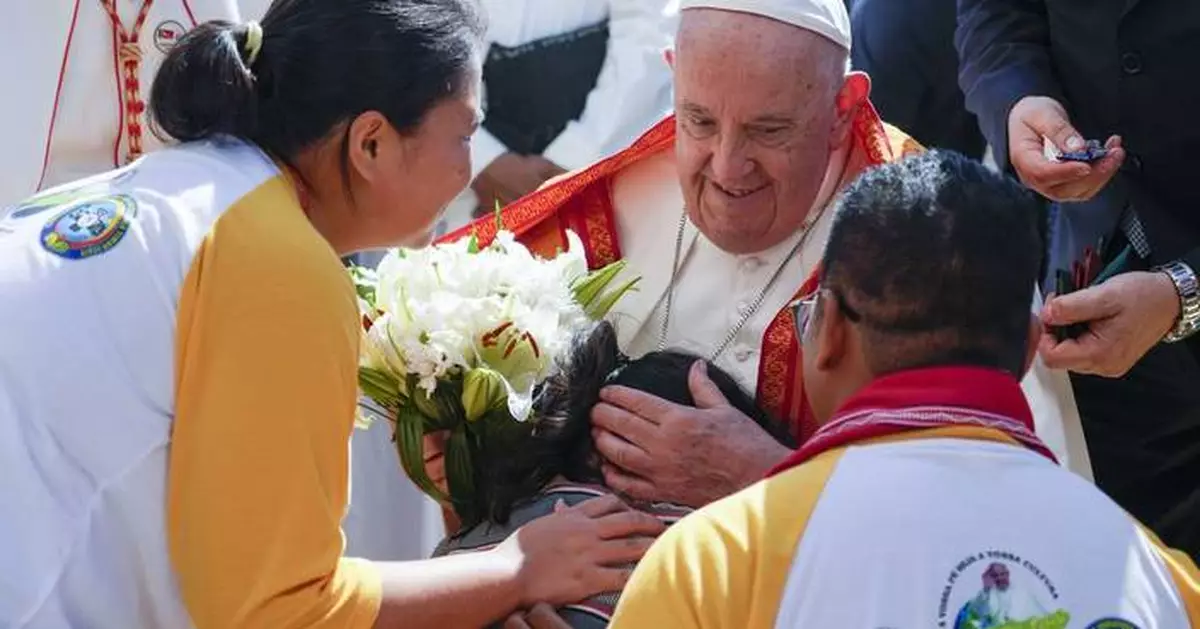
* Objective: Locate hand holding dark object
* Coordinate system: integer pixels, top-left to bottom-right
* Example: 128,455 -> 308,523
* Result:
590,361 -> 792,508
1039,271 -> 1180,377
502,604 -> 574,629
1007,96 -> 1125,202
495,494 -> 664,609
472,153 -> 567,214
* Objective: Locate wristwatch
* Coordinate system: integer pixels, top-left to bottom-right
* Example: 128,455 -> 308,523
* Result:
1155,261 -> 1200,343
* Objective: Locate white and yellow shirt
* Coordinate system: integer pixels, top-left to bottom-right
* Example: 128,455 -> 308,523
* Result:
611,427 -> 1200,628
0,139 -> 380,628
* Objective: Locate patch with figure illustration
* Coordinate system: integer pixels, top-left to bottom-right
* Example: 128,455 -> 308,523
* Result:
40,194 -> 138,260
936,550 -> 1140,629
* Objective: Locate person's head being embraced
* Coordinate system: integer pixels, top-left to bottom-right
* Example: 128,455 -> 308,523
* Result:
425,320 -> 794,530
797,149 -> 1045,423
150,0 -> 486,253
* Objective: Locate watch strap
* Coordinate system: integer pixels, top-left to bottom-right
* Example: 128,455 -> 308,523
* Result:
1156,261 -> 1200,343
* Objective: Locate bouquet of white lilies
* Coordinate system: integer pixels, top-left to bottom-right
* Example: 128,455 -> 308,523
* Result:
353,229 -> 637,524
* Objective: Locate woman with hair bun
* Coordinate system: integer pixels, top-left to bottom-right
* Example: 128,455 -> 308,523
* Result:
420,321 -> 795,627
0,2 -> 663,628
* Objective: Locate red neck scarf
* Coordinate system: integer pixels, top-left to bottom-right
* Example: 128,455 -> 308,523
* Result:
768,366 -> 1058,477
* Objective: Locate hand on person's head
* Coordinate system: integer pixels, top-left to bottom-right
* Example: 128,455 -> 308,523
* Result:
590,360 -> 792,507
472,153 -> 567,212
495,495 -> 664,608
1007,96 -> 1125,202
1038,271 -> 1180,377
502,604 -> 573,629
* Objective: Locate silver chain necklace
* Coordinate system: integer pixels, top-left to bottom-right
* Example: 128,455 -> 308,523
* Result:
657,207 -> 824,361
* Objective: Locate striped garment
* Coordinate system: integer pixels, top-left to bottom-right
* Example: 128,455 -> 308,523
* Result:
433,483 -> 690,627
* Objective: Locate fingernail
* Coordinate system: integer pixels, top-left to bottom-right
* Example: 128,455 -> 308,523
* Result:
1066,136 -> 1084,150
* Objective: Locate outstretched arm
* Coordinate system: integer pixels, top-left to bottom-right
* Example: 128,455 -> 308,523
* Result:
955,0 -> 1063,173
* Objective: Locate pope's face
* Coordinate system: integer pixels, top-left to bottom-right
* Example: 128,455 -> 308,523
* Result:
673,10 -> 850,254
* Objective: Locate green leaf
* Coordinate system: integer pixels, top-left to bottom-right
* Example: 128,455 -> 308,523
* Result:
493,198 -> 505,232
586,275 -> 641,320
358,366 -> 402,408
466,234 -> 479,254
394,403 -> 449,503
444,426 -> 479,524
348,265 -> 378,311
571,259 -> 628,309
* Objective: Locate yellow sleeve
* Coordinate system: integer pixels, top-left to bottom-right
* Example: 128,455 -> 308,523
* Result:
1141,525 -> 1200,623
609,450 -> 845,629
168,179 -> 381,629
608,507 -> 766,629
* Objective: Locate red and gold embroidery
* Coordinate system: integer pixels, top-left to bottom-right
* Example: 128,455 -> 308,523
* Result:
100,0 -> 156,165
444,107 -> 922,440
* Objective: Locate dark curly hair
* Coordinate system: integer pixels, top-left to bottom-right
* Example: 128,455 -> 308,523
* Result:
466,320 -> 795,527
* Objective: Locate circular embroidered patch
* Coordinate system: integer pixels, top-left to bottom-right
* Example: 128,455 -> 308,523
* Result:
1085,620 -> 1141,629
40,195 -> 137,260
154,20 -> 188,54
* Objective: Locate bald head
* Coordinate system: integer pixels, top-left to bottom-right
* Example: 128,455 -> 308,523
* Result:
671,8 -> 864,254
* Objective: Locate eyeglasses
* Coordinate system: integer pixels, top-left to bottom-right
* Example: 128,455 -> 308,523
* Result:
788,287 -> 861,340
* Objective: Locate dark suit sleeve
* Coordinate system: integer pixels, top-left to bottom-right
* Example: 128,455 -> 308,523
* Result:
851,0 -> 927,134
955,0 -> 1065,172
1181,248 -> 1200,278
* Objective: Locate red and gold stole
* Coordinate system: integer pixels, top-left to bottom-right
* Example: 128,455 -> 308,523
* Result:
438,104 -> 924,443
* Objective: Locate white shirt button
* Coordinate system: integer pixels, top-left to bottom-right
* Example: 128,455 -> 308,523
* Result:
736,302 -> 752,316
734,347 -> 754,362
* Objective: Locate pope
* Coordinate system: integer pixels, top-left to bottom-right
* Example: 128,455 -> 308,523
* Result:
441,0 -> 1093,511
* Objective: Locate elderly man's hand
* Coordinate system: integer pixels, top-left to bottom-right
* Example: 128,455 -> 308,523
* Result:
590,361 -> 792,507
1007,96 -> 1125,202
1039,271 -> 1180,377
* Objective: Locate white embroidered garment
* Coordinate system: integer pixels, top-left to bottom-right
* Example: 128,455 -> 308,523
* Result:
603,149 -> 1094,479
0,0 -> 271,209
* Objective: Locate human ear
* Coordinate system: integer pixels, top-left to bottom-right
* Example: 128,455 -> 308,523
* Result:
813,297 -> 849,371
346,110 -> 391,183
830,72 -> 870,149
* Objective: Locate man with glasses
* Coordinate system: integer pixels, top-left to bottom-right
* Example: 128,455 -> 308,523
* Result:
609,150 -> 1200,629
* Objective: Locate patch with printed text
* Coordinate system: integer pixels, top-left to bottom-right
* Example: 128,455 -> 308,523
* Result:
40,195 -> 138,260
938,549 -> 1141,629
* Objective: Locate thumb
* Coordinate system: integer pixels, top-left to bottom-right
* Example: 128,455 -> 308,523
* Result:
1042,287 -> 1117,325
1028,105 -> 1084,153
688,360 -> 729,409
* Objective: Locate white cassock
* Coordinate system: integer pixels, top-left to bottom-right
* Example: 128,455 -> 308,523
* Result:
437,0 -> 678,234
603,145 -> 1095,480
1,0 -> 273,209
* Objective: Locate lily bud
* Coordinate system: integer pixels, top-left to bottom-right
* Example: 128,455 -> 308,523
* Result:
411,387 -> 443,421
461,368 -> 507,422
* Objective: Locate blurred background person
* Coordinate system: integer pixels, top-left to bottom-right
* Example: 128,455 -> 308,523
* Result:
957,0 -> 1200,558
850,0 -> 984,159
443,0 -> 678,231
1,0 -> 272,209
